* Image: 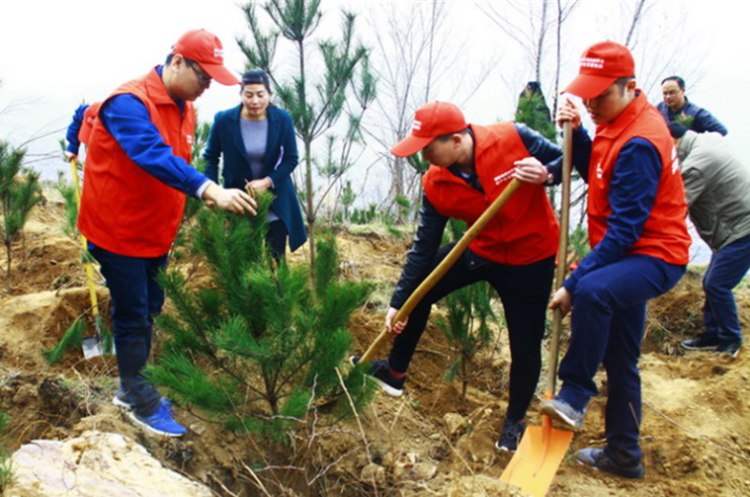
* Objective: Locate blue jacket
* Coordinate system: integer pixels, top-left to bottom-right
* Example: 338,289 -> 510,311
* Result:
66,104 -> 88,155
203,104 -> 307,252
656,99 -> 727,135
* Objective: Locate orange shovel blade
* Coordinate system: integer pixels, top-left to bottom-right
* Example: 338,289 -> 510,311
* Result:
500,419 -> 573,497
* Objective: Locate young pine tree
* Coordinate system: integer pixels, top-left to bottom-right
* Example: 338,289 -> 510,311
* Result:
238,0 -> 376,268
515,82 -> 557,142
435,218 -> 498,400
148,193 -> 375,440
0,142 -> 43,279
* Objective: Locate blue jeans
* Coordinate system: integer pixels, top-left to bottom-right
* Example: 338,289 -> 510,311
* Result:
702,234 -> 750,344
90,245 -> 166,417
557,255 -> 685,464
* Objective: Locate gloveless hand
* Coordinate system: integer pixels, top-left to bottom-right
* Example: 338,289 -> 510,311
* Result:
202,182 -> 257,216
513,157 -> 549,184
557,96 -> 582,130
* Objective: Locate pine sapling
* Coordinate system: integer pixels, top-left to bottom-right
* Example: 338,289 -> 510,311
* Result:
149,192 -> 374,441
436,219 -> 498,399
0,142 -> 43,280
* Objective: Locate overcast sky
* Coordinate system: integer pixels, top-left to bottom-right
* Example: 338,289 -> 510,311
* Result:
1,0 -> 742,265
0,0 -> 747,184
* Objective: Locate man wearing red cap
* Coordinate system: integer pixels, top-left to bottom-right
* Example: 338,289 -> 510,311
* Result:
541,41 -> 690,478
354,100 -> 565,452
78,29 -> 257,437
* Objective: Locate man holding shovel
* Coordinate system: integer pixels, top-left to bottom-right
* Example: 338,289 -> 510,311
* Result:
78,29 -> 257,437
355,101 -> 564,452
543,41 -> 691,478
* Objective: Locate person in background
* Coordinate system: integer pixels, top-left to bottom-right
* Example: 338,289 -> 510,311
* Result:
543,41 -> 690,479
657,76 -> 727,135
669,122 -> 748,358
354,100 -> 565,453
203,69 -> 307,260
65,102 -> 101,160
78,29 -> 257,437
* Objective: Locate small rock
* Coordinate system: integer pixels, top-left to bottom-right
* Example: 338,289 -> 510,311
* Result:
411,462 -> 437,481
360,463 -> 386,486
444,413 -> 468,437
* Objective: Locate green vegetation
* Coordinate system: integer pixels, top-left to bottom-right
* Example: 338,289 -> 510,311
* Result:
149,193 -> 375,440
0,142 -> 43,279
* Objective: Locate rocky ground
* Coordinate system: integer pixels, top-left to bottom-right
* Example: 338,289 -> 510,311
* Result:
0,198 -> 748,496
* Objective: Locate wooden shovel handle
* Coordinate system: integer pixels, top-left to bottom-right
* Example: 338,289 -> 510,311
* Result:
545,121 -> 573,394
359,178 -> 523,364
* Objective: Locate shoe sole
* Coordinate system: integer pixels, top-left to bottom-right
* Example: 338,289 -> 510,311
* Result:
350,356 -> 404,397
371,377 -> 404,397
494,440 -> 516,453
114,395 -> 172,412
112,395 -> 132,410
716,348 -> 740,358
540,403 -> 582,429
681,344 -> 718,351
127,411 -> 186,437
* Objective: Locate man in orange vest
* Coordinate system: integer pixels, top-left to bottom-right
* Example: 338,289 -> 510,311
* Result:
78,29 -> 256,437
354,100 -> 564,452
542,41 -> 691,478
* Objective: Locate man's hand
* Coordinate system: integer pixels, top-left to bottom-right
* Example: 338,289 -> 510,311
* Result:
64,151 -> 78,162
557,96 -> 582,130
202,182 -> 257,215
549,286 -> 573,316
385,307 -> 408,335
514,157 -> 549,184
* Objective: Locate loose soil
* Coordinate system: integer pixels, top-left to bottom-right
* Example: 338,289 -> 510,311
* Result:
0,198 -> 748,497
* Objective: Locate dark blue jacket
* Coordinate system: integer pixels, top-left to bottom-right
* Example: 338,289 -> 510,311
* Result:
656,99 -> 727,135
66,104 -> 88,155
203,104 -> 307,252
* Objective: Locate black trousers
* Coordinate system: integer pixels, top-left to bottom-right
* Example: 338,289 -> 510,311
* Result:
389,244 -> 555,421
267,220 -> 288,262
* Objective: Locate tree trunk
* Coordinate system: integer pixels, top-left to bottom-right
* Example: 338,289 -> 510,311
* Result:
5,240 -> 11,280
305,143 -> 316,269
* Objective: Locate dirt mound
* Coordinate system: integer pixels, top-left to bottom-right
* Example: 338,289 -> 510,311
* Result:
0,201 -> 749,497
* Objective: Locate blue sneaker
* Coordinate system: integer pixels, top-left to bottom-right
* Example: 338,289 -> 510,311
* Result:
681,334 -> 720,351
113,389 -> 172,413
495,418 -> 527,452
128,403 -> 187,437
576,448 -> 644,479
716,339 -> 741,358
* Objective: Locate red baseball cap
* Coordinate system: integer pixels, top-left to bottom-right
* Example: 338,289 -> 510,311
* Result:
563,41 -> 635,99
172,29 -> 239,86
391,101 -> 467,157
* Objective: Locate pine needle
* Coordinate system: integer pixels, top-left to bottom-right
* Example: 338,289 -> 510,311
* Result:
42,319 -> 86,365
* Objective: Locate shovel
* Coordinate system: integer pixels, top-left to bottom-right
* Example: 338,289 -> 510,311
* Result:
359,177 -> 523,364
69,158 -> 106,359
499,121 -> 575,497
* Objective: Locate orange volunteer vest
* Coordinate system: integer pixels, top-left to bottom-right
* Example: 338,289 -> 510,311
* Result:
78,68 -> 196,257
587,92 -> 690,265
423,123 -> 559,265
